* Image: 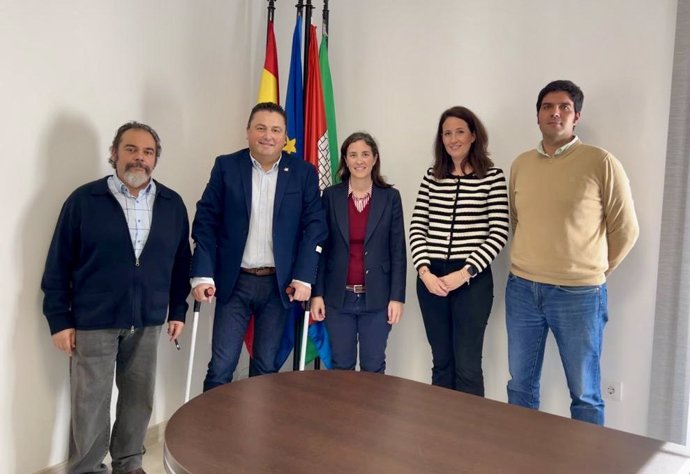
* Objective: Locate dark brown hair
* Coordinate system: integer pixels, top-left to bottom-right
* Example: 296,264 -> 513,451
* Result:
432,106 -> 493,179
109,121 -> 161,168
246,102 -> 287,129
337,132 -> 392,188
537,80 -> 584,113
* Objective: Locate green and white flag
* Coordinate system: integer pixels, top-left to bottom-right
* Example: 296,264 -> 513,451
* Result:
319,30 -> 339,184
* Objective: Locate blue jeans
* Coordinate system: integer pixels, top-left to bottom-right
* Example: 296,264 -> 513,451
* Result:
324,292 -> 391,373
505,273 -> 608,425
203,273 -> 289,391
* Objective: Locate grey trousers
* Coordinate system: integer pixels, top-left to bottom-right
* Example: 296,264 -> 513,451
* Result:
68,326 -> 161,474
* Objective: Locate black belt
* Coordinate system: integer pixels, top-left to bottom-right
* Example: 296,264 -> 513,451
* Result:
345,284 -> 366,294
241,267 -> 276,276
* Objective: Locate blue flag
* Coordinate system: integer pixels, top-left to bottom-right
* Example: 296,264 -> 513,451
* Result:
284,14 -> 304,160
276,14 -> 307,370
275,305 -> 332,370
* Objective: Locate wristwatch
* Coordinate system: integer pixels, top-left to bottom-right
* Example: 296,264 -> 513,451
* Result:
466,264 -> 478,278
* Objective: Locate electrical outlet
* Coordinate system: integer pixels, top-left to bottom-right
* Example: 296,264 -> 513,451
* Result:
603,381 -> 623,401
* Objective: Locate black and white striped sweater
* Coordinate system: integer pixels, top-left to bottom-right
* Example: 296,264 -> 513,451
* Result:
409,167 -> 510,273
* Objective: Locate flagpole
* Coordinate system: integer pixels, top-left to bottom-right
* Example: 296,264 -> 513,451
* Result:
306,0 -> 321,371
291,0 -> 306,372
267,0 -> 276,23
296,0 -> 305,87
299,0 -> 320,372
303,0 -> 313,93
251,0 -> 278,376
323,0 -> 329,35
308,0 -> 331,373
316,0 -> 325,375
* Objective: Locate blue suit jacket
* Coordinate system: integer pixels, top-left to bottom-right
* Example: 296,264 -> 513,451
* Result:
191,149 -> 326,307
314,182 -> 407,310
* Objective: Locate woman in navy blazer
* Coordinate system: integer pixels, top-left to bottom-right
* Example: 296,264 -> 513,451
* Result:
311,132 -> 406,373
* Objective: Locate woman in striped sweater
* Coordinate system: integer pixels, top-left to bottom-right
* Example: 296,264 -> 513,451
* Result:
410,106 -> 509,396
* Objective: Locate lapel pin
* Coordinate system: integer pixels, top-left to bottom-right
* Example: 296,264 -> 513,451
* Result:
283,167 -> 289,172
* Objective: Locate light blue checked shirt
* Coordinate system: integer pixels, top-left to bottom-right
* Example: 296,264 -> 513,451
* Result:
107,174 -> 156,259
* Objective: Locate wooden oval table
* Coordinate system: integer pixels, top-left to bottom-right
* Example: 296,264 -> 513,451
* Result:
164,371 -> 690,473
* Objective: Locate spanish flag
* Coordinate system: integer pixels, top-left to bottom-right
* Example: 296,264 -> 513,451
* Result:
246,17 -> 280,359
257,20 -> 279,104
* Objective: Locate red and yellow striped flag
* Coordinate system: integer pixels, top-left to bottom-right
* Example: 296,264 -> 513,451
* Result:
257,21 -> 279,104
246,18 -> 280,358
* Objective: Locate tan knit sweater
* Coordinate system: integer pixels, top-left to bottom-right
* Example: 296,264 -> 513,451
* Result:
509,139 -> 639,285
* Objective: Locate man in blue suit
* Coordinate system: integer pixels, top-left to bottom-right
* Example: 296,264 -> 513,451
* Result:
191,102 -> 326,391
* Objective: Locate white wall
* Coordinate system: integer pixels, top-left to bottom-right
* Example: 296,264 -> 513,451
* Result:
0,1 -> 262,471
303,0 -> 676,436
0,0 -> 677,472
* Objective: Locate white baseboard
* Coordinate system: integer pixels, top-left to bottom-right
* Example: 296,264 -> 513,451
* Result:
34,421 -> 167,474
145,420 -> 167,447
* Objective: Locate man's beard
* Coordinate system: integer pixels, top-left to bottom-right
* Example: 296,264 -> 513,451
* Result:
123,162 -> 151,189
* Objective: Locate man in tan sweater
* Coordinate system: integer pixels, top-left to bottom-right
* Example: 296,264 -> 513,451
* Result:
506,80 -> 639,425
